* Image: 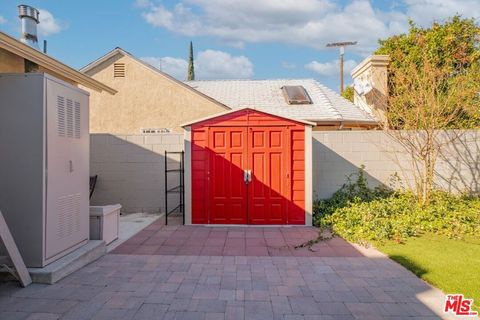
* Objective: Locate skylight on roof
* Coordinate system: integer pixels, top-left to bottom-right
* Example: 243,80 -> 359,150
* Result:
281,86 -> 312,105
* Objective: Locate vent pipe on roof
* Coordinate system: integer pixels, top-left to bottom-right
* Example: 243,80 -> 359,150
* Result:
18,4 -> 40,49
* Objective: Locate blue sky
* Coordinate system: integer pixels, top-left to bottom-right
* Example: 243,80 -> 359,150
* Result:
0,0 -> 478,91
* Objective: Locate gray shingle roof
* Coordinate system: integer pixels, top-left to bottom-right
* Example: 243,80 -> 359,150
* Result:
184,79 -> 376,124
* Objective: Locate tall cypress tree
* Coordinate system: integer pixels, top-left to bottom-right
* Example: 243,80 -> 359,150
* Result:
187,41 -> 195,81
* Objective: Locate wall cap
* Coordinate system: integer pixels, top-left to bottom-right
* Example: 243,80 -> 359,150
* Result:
351,55 -> 390,79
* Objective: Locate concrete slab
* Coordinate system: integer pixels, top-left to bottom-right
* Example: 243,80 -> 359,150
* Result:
106,212 -> 161,252
27,240 -> 105,284
22,213 -> 160,284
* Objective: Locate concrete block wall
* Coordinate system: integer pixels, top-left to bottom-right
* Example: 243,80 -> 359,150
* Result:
313,131 -> 480,199
91,131 -> 480,213
90,133 -> 184,213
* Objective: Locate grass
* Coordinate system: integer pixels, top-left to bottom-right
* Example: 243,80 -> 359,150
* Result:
377,233 -> 480,312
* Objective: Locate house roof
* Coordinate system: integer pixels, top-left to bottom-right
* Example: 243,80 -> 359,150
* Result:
185,79 -> 377,125
0,32 -> 116,94
80,47 -> 229,110
181,107 -> 316,128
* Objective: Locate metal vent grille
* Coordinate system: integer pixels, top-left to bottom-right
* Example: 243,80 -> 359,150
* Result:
74,101 -> 81,139
58,97 -> 81,139
114,63 -> 126,78
66,99 -> 74,138
57,96 -> 65,137
57,193 -> 81,240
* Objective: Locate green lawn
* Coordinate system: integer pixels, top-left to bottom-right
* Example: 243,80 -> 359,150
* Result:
377,234 -> 480,312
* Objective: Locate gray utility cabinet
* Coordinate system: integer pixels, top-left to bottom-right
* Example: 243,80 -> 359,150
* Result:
0,73 -> 89,267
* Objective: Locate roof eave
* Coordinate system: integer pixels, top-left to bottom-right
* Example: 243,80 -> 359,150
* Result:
79,47 -> 122,74
0,32 -> 117,95
181,107 -> 316,128
311,119 -> 379,126
81,47 -> 229,109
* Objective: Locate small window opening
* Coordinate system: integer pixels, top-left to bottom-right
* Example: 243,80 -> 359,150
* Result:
114,63 -> 126,78
281,85 -> 312,105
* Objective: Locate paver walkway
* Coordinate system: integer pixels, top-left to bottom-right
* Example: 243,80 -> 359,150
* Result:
0,217 -> 459,319
111,217 -> 363,257
0,254 -> 448,319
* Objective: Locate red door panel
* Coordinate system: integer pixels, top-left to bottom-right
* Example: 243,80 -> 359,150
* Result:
248,127 -> 289,224
208,127 -> 248,224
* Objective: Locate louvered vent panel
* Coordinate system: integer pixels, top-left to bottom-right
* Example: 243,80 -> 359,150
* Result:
74,101 -> 81,139
66,99 -> 74,138
114,63 -> 126,78
57,96 -> 66,137
57,193 -> 81,240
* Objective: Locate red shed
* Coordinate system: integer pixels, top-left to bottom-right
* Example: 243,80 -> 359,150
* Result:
183,108 -> 313,225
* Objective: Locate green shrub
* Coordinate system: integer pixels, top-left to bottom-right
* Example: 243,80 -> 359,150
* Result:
314,168 -> 480,244
313,166 -> 392,225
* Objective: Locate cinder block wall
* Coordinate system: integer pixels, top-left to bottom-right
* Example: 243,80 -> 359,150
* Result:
313,131 -> 480,199
90,133 -> 184,213
91,131 -> 480,213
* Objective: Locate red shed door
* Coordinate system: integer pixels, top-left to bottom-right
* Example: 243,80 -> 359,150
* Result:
207,125 -> 290,224
248,127 -> 289,224
208,127 -> 248,224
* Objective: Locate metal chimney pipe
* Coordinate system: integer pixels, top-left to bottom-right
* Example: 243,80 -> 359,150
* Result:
18,4 -> 40,49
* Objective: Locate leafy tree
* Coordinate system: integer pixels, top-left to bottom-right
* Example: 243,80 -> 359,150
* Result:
376,16 -> 480,128
341,85 -> 354,102
187,41 -> 195,81
374,16 -> 480,205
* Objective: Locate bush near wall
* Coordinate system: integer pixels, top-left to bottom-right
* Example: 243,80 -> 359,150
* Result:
314,168 -> 480,244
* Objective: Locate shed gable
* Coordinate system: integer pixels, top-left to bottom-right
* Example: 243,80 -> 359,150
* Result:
188,108 -> 315,128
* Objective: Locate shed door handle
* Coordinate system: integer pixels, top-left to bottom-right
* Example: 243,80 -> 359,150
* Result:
244,170 -> 252,184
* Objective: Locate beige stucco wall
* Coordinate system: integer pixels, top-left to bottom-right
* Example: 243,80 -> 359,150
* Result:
351,55 -> 390,123
82,54 -> 226,134
0,48 -> 24,72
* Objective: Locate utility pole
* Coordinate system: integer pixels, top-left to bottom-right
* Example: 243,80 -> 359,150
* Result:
326,41 -> 357,94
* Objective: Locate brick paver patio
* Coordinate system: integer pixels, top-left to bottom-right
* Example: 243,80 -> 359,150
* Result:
111,217 -> 364,258
0,254 -> 448,319
0,217 -> 456,319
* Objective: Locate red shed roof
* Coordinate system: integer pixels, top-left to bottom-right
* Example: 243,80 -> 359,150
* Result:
181,107 -> 316,128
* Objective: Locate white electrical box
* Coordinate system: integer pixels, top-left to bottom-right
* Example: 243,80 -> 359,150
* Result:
0,73 -> 90,267
89,204 -> 121,245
